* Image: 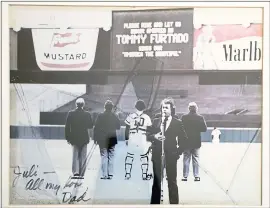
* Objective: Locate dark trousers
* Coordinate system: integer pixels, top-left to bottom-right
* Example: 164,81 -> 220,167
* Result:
150,153 -> 179,204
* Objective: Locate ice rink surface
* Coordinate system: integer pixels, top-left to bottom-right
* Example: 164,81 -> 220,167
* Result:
10,139 -> 261,205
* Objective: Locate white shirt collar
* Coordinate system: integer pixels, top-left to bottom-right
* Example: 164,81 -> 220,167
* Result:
136,110 -> 143,116
161,115 -> 172,131
162,115 -> 172,122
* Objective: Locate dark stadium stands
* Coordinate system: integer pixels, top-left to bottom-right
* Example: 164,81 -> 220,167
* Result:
51,74 -> 261,116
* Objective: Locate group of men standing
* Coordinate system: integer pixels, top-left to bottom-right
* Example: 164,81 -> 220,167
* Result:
65,97 -> 207,204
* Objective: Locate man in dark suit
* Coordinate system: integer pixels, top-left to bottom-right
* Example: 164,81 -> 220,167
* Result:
181,102 -> 207,182
93,100 -> 120,180
65,98 -> 93,179
148,98 -> 188,204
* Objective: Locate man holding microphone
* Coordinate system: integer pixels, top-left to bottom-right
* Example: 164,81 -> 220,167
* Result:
148,98 -> 188,204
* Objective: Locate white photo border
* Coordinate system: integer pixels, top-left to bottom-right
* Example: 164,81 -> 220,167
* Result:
1,1 -> 269,207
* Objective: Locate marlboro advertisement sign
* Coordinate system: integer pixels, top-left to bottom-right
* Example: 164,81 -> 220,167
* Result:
193,24 -> 262,70
32,29 -> 99,71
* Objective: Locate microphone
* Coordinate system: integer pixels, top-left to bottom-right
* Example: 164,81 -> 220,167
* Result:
161,113 -> 168,137
161,113 -> 165,135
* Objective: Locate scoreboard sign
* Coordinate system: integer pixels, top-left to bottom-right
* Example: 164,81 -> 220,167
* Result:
111,9 -> 194,70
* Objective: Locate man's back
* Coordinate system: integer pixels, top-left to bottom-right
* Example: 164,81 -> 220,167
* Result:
96,111 -> 120,133
65,108 -> 93,145
94,111 -> 120,147
69,108 -> 92,128
125,112 -> 152,136
181,112 -> 207,149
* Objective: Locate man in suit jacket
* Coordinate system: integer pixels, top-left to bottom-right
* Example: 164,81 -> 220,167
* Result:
65,98 -> 93,179
93,100 -> 120,180
181,102 -> 207,182
148,98 -> 188,204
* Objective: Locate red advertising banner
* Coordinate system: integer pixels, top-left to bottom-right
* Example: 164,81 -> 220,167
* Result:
193,24 -> 262,70
32,29 -> 99,71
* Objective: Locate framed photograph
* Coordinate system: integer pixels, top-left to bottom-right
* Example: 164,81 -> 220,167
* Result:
2,1 -> 269,207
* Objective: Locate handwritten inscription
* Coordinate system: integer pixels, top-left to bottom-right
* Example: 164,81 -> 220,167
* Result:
13,165 -> 60,195
45,182 -> 61,195
63,176 -> 82,189
13,166 -> 22,187
22,165 -> 38,178
25,178 -> 44,191
12,165 -> 91,204
62,188 -> 91,204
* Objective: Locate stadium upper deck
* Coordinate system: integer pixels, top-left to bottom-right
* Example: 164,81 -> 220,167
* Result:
53,75 -> 261,116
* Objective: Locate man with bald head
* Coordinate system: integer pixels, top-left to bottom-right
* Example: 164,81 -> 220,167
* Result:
181,102 -> 207,182
65,98 -> 93,179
